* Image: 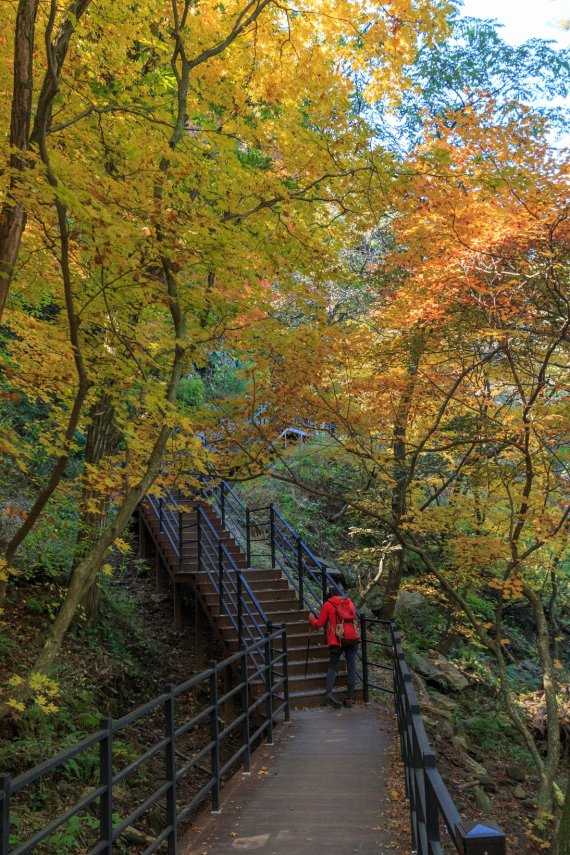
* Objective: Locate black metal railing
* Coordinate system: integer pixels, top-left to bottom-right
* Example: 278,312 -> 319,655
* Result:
147,486 -> 270,657
200,480 -> 252,566
198,482 -> 343,610
200,481 -> 276,569
0,629 -> 289,855
150,480 -> 506,855
361,618 -> 506,855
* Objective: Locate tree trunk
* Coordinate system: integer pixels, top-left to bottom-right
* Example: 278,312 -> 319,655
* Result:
380,330 -> 423,619
557,775 -> 570,855
76,394 -> 118,621
525,585 -> 561,840
0,0 -> 40,321
0,401 -> 184,722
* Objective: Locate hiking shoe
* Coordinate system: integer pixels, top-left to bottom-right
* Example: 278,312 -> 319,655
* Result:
343,698 -> 354,708
325,693 -> 342,709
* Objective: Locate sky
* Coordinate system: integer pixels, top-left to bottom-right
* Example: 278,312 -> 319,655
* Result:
459,0 -> 570,48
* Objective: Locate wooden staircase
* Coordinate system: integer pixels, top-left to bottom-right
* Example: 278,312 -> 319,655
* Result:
138,492 -> 355,707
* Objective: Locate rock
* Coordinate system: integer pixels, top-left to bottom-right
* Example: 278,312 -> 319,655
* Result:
427,689 -> 459,712
122,827 -> 153,845
406,650 -> 448,686
477,775 -> 497,792
422,698 -> 453,721
406,649 -> 469,692
150,593 -> 169,604
507,765 -> 526,783
473,786 -> 492,813
451,735 -> 469,753
514,785 -> 527,799
464,756 -> 489,778
427,653 -> 470,692
438,719 -> 455,739
395,590 -> 427,614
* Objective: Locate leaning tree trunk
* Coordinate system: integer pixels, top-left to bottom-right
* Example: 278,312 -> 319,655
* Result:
380,330 -> 423,619
76,394 -> 119,621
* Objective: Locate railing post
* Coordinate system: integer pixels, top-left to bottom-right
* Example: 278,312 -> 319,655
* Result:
269,505 -> 276,569
245,508 -> 251,567
209,662 -> 221,812
240,650 -> 251,773
218,540 -> 224,616
264,623 -> 274,744
281,625 -> 290,723
99,718 -> 114,854
297,539 -> 303,608
456,820 -> 506,855
197,509 -> 202,572
0,775 -> 11,855
220,481 -> 225,528
409,716 -> 422,855
159,497 -> 164,532
361,616 -> 369,703
423,751 -> 440,853
237,573 -> 243,648
178,511 -> 183,573
164,686 -> 177,855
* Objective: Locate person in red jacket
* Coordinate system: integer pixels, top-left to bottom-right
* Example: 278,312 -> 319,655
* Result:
309,588 -> 359,708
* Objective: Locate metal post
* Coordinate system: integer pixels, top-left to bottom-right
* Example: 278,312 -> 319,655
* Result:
269,505 -> 276,569
178,511 -> 183,573
281,625 -> 290,723
245,508 -> 251,567
197,509 -> 202,572
0,775 -> 11,855
138,513 -> 146,559
220,482 -> 225,528
240,651 -> 251,773
297,539 -> 303,608
422,753 -> 440,854
410,720 -> 422,855
361,616 -> 369,703
164,686 -> 177,855
237,573 -> 243,648
456,820 -> 506,855
218,540 -> 224,616
264,623 -> 274,744
209,662 -> 221,812
159,497 -> 163,532
99,718 -> 114,854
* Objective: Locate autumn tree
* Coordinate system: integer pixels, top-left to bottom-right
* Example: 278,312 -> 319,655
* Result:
0,0 -> 452,716
233,99 -> 569,840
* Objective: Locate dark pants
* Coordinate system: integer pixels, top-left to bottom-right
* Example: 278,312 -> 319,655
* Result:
326,644 -> 357,698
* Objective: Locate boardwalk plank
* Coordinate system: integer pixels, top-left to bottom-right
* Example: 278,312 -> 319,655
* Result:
182,706 -> 399,855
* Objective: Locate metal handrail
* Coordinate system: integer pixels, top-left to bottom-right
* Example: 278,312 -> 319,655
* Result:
196,508 -> 268,653
204,486 -> 506,855
0,629 -> 290,855
146,486 -> 271,663
270,507 -> 342,608
202,481 -> 251,564
362,618 -> 506,855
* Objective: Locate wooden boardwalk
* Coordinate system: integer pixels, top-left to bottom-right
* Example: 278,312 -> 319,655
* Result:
182,705 -> 400,855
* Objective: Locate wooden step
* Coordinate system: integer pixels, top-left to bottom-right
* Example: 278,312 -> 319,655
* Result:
288,687 -> 364,709
245,577 -> 291,592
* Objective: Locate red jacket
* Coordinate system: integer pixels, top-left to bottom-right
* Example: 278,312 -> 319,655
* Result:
310,596 -> 345,648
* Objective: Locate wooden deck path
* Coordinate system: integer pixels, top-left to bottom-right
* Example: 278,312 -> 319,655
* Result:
182,705 -> 402,855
